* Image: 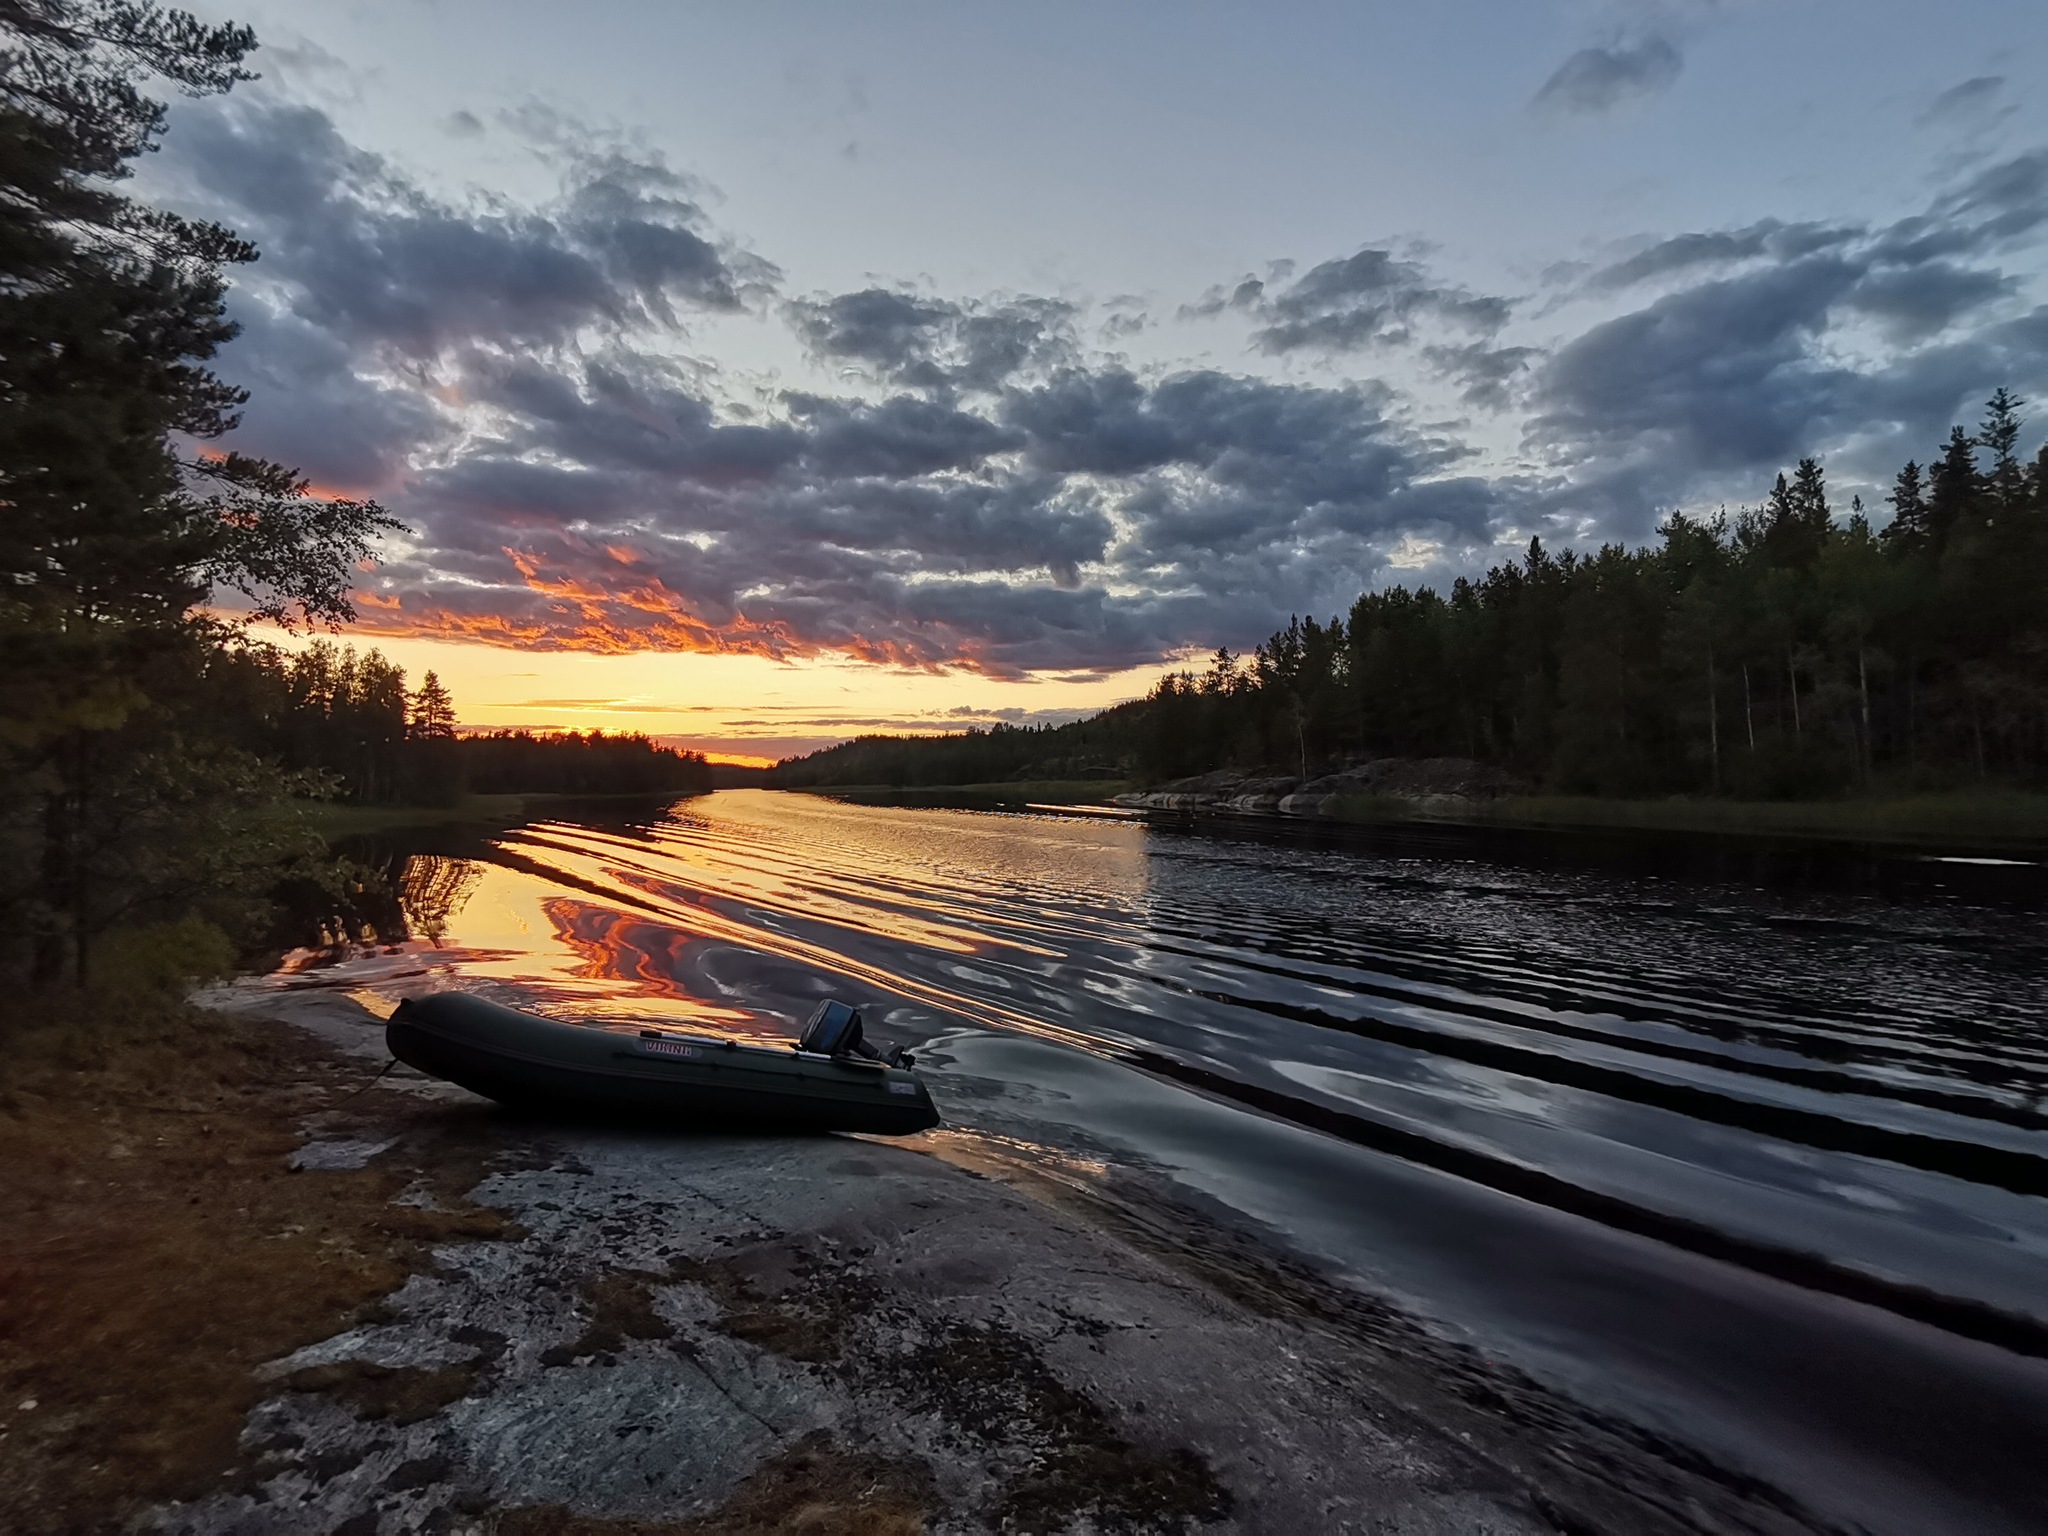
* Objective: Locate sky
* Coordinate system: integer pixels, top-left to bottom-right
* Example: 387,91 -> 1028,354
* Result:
153,1 -> 2048,763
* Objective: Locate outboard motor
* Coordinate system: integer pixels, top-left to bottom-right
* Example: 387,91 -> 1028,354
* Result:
798,999 -> 916,1068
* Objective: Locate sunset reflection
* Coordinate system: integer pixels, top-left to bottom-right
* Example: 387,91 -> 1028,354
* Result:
295,793 -> 1151,1052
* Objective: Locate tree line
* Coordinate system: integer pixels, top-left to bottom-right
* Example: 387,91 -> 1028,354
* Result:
203,639 -> 712,805
771,712 -> 1141,789
778,392 -> 2048,798
1141,392 -> 2045,795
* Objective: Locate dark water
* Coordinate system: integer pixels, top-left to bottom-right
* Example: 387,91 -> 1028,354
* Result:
273,789 -> 2048,1532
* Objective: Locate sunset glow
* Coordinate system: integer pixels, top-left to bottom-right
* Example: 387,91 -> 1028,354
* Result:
249,623 -> 1167,765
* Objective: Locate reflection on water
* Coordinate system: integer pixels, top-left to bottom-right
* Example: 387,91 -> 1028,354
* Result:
270,789 -> 2048,1532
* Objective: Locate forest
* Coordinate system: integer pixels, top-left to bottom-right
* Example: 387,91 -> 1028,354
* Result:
778,395 -> 2048,799
204,639 -> 713,805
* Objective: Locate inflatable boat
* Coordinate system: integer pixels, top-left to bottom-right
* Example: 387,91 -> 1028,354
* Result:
386,994 -> 940,1135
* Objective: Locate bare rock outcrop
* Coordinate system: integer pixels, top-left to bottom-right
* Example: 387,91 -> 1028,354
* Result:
1115,757 -> 1530,819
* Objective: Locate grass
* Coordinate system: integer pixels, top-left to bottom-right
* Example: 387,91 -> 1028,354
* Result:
783,779 -> 1131,808
301,788 -> 715,838
301,792 -> 533,837
1319,789 -> 2048,849
0,989 -> 513,1532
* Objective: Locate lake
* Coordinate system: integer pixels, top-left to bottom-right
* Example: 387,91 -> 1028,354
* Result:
273,788 -> 2048,1533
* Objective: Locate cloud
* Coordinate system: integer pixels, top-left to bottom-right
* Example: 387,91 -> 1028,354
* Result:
1423,342 -> 1541,410
158,94 -> 776,363
1919,76 -> 2007,129
1842,262 -> 2016,344
785,288 -> 1075,393
1180,248 -> 1512,356
332,348 -> 1488,675
1526,155 -> 2048,530
1532,35 -> 1683,116
1587,220 -> 1858,291
156,90 -> 2048,678
1252,249 -> 1511,354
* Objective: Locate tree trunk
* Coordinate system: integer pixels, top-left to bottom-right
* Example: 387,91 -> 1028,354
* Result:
1787,648 -> 1802,741
1906,656 -> 1916,766
1742,664 -> 1756,752
1857,644 -> 1872,788
1707,648 -> 1720,793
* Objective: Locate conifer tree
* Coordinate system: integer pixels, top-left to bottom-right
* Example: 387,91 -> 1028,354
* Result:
1926,426 -> 1983,548
1979,389 -> 2026,511
410,672 -> 458,741
0,2 -> 401,983
1883,461 -> 1928,548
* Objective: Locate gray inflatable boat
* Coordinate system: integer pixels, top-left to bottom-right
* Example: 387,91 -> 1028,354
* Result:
386,994 -> 940,1135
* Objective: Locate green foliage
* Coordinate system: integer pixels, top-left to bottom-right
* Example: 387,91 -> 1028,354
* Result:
409,671 -> 456,739
1146,395 -> 2048,795
0,2 -> 403,987
91,914 -> 238,997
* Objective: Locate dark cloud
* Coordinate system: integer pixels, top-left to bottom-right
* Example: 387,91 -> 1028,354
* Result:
207,299 -> 440,492
1532,35 -> 1683,116
154,91 -> 2048,677
1843,262 -> 2016,343
1528,154 -> 2048,530
1252,249 -> 1510,354
1532,255 -> 1865,482
443,109 -> 484,137
1180,248 -> 1511,356
159,95 -> 775,362
1423,341 -> 1541,410
1588,221 -> 1857,291
344,347 -> 1481,675
785,288 -> 1074,393
1177,276 -> 1266,321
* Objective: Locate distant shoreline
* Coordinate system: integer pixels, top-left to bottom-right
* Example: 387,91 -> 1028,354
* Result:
1317,788 -> 2048,851
302,781 -> 2048,855
302,789 -> 700,838
785,779 -> 2048,852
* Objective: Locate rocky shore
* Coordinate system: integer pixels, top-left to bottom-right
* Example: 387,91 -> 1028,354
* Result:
1113,759 -> 1529,819
6,982 -> 1833,1535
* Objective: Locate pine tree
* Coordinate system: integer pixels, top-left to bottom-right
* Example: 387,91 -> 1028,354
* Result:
1883,460 -> 1929,549
1925,426 -> 1982,549
1759,458 -> 1832,567
410,672 -> 458,740
0,2 -> 400,634
0,2 -> 402,983
1980,389 -> 2027,511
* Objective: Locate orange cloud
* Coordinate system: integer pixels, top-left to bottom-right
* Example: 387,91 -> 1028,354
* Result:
341,539 -> 1031,679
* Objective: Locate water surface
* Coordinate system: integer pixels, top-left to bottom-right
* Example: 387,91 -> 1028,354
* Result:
273,789 -> 2048,1533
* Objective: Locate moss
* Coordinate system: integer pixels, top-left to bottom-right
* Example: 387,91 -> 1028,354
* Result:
0,991 -> 523,1531
488,1431 -> 936,1535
